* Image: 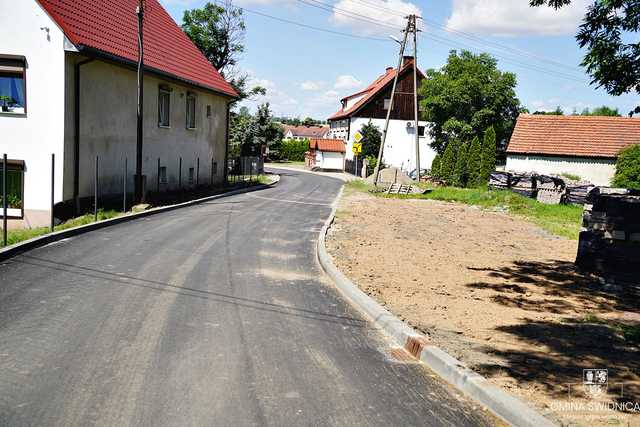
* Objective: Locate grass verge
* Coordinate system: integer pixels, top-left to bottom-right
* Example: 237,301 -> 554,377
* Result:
345,181 -> 583,240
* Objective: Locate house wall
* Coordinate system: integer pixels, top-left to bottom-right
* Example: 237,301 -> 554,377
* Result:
347,117 -> 437,173
506,154 -> 616,186
63,56 -> 230,202
0,0 -> 66,229
318,151 -> 344,170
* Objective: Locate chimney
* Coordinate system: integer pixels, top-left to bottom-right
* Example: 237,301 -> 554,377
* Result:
403,55 -> 414,66
385,66 -> 394,74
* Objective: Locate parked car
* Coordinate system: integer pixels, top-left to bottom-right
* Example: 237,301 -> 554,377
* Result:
408,169 -> 429,180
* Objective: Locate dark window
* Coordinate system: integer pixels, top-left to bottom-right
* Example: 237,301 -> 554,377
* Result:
418,126 -> 426,137
158,166 -> 167,184
212,162 -> 218,175
0,57 -> 26,114
0,160 -> 25,216
158,88 -> 171,127
188,167 -> 194,184
206,105 -> 212,118
186,94 -> 196,129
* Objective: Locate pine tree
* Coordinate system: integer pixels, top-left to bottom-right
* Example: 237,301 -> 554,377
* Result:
440,140 -> 458,184
466,136 -> 482,187
480,126 -> 497,184
430,154 -> 441,179
453,142 -> 469,187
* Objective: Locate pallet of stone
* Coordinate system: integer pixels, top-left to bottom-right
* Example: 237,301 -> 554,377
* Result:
509,173 -> 537,198
535,175 -> 565,204
488,171 -> 511,190
565,183 -> 595,205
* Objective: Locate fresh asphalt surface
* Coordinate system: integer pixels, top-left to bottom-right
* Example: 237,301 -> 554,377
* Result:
0,169 -> 495,426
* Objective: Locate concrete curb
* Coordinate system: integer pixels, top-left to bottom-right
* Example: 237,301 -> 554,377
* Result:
265,164 -> 356,183
0,176 -> 280,262
317,186 -> 557,427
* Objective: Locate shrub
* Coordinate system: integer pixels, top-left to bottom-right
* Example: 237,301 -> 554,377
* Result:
613,144 -> 640,189
440,140 -> 458,183
278,138 -> 309,161
431,154 -> 441,179
452,142 -> 469,187
466,136 -> 482,187
480,126 -> 497,183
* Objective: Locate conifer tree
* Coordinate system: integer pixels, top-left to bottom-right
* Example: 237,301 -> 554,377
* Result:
480,126 -> 497,184
467,136 -> 482,187
430,154 -> 441,179
453,142 -> 469,187
440,140 -> 458,184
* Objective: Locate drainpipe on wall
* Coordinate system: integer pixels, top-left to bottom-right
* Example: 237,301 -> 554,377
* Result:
224,102 -> 230,184
73,58 -> 94,214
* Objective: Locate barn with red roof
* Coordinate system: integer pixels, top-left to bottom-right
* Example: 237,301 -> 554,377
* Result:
1,0 -> 237,229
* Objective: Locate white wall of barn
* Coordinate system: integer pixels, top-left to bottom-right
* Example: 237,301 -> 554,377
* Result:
64,57 -> 230,201
505,154 -> 617,186
0,0 -> 66,228
347,117 -> 437,173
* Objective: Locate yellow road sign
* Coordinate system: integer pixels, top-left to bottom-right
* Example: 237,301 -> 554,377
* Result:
353,131 -> 363,143
352,142 -> 362,154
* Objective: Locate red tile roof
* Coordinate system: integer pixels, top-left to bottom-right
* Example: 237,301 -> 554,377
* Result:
283,125 -> 330,138
37,0 -> 237,97
328,58 -> 423,121
507,114 -> 640,159
309,138 -> 346,153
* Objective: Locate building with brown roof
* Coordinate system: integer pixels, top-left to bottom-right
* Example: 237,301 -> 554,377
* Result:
282,125 -> 330,140
305,138 -> 346,171
327,56 -> 437,173
506,114 -> 640,185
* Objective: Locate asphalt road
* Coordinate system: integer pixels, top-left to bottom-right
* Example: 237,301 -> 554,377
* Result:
0,169 -> 495,426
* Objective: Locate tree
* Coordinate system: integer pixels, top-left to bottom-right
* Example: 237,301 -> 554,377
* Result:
612,145 -> 640,190
467,136 -> 483,187
480,126 -> 497,183
581,106 -> 621,117
440,140 -> 459,183
248,103 -> 283,155
453,142 -> 469,187
182,1 -> 265,102
533,106 -> 564,115
531,0 -> 639,116
359,120 -> 382,160
419,50 -> 521,153
431,154 -> 441,179
228,106 -> 253,157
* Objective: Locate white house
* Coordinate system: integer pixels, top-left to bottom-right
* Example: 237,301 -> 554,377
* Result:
506,114 -> 640,186
0,0 -> 237,229
327,56 -> 437,174
282,124 -> 330,140
304,138 -> 346,171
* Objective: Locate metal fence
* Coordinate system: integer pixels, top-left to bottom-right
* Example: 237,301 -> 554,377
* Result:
345,158 -> 368,177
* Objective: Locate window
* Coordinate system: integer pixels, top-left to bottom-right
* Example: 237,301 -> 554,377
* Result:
383,98 -> 391,110
186,93 -> 196,129
188,167 -> 194,184
158,87 -> 171,127
206,104 -> 212,118
418,126 -> 426,137
212,162 -> 217,175
0,159 -> 25,217
158,166 -> 167,184
0,56 -> 26,114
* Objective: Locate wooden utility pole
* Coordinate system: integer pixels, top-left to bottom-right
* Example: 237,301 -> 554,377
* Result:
373,17 -> 411,187
411,15 -> 421,182
135,0 -> 144,203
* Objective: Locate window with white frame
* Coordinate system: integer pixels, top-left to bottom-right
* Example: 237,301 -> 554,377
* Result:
0,159 -> 25,218
0,56 -> 26,114
186,93 -> 196,129
383,98 -> 391,110
158,87 -> 171,127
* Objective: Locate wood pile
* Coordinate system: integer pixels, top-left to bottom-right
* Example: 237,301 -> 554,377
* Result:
535,175 -> 565,205
576,188 -> 640,286
565,183 -> 596,205
489,171 -> 570,204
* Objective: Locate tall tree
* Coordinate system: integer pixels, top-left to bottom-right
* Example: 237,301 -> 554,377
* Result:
453,142 -> 469,187
480,126 -> 497,183
249,103 -> 283,154
431,154 -> 441,179
467,136 -> 483,187
419,50 -> 521,153
440,140 -> 459,184
182,1 -> 265,102
228,106 -> 253,157
530,0 -> 639,116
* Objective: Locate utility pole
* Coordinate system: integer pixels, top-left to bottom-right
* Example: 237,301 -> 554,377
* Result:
135,0 -> 144,203
373,17 -> 411,187
411,15 -> 421,182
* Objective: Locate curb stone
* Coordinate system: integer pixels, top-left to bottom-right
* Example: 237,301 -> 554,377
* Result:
0,176 -> 280,262
317,185 -> 557,427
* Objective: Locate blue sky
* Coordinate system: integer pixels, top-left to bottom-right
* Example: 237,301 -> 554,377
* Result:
160,0 -> 637,119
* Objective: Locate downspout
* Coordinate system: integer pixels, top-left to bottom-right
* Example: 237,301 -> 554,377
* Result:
73,58 -> 94,214
224,101 -> 230,185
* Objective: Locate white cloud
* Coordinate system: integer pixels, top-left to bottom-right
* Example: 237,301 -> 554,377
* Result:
334,75 -> 362,90
241,77 -> 298,116
330,0 -> 422,37
447,0 -> 589,36
300,80 -> 326,91
529,99 -> 594,114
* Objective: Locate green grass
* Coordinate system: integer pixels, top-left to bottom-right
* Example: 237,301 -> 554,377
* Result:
344,181 -> 583,240
5,210 -> 122,247
560,172 -> 582,181
582,313 -> 640,345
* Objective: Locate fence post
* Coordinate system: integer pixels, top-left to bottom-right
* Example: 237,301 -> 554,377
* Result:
2,154 -> 7,247
94,155 -> 98,222
123,157 -> 128,212
179,157 -> 182,189
51,153 -> 55,232
196,157 -> 200,186
211,157 -> 214,186
157,157 -> 160,193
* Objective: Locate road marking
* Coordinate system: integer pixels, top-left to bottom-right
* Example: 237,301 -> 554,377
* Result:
244,193 -> 332,206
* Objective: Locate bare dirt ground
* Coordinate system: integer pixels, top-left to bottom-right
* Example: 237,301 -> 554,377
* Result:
326,190 -> 640,427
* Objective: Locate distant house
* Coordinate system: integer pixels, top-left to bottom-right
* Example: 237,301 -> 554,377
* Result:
1,0 -> 237,229
282,124 -> 330,140
506,115 -> 640,186
327,56 -> 437,173
305,139 -> 346,171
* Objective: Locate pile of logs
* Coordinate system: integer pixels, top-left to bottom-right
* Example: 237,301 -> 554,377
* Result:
576,188 -> 640,286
